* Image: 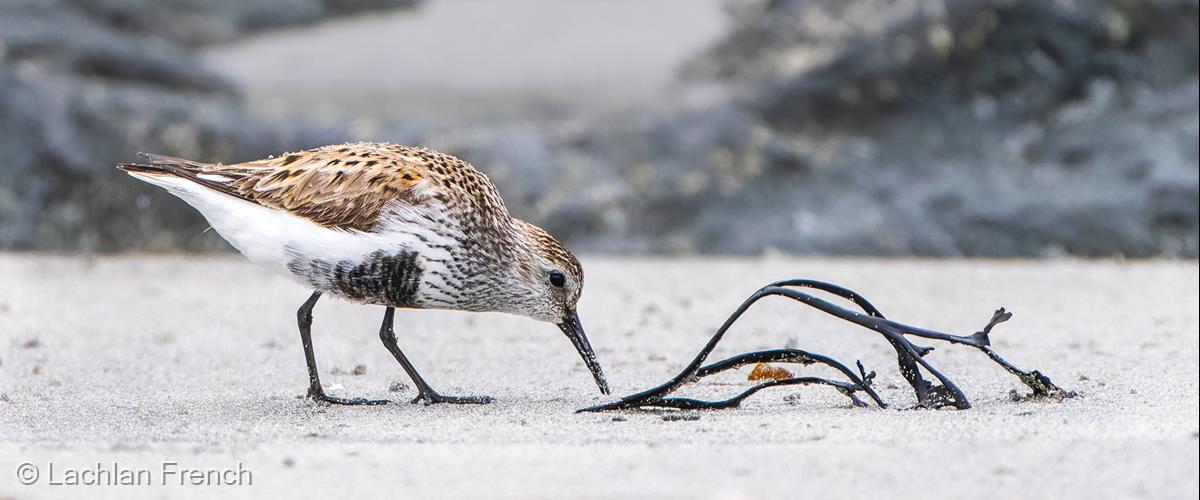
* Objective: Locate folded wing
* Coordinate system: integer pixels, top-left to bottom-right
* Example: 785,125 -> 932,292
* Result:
120,143 -> 435,232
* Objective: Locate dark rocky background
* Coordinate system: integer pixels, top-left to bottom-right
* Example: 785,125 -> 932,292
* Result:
2,0 -> 1196,256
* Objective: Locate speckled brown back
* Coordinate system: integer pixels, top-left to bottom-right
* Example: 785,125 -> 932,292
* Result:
135,142 -> 510,232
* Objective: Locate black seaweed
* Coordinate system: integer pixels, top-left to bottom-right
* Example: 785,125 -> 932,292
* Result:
579,279 -> 1072,412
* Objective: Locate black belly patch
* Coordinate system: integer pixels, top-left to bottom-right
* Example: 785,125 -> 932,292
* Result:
287,249 -> 422,306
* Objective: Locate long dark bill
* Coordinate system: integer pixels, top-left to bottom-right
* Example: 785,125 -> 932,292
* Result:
558,309 -> 610,395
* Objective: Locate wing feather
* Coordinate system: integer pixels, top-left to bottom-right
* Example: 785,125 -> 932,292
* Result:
136,144 -> 430,230
122,142 -> 509,232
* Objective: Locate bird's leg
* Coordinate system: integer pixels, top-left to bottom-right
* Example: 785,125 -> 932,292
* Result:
378,307 -> 493,405
297,291 -> 388,405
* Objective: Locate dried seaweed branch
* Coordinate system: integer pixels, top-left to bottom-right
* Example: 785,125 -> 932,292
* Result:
641,377 -> 871,410
586,348 -> 883,412
579,279 -> 1070,413
694,349 -> 884,407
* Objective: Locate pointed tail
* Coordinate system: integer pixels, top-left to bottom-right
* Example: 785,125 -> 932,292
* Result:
118,152 -> 245,199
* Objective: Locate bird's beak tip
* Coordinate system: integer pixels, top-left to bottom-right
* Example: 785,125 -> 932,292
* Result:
558,310 -> 609,395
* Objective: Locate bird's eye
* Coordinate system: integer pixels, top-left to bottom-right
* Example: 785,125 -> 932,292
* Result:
548,270 -> 566,287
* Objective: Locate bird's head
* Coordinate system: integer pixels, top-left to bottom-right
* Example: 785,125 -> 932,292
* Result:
507,219 -> 608,395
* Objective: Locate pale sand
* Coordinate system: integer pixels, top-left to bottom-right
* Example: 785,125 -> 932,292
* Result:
1,255 -> 1197,499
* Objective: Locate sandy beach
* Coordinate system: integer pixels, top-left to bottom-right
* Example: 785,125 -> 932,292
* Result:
1,255 -> 1197,499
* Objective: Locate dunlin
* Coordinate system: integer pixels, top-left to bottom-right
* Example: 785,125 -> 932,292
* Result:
119,142 -> 608,404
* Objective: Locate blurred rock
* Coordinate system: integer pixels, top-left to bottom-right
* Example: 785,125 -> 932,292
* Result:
71,0 -> 420,46
1,0 -> 1196,257
673,0 -> 1200,257
0,0 -> 414,251
437,0 -> 1198,257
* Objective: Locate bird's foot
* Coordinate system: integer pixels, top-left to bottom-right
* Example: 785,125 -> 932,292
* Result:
308,388 -> 388,406
410,390 -> 493,405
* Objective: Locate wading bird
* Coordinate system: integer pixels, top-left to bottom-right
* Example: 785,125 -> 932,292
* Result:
119,142 -> 608,405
